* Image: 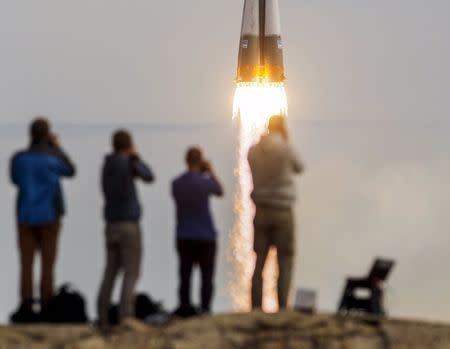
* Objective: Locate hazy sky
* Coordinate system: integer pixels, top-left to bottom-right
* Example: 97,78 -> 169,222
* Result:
0,0 -> 450,323
0,0 -> 449,124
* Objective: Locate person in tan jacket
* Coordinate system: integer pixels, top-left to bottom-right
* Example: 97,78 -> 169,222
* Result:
248,115 -> 304,310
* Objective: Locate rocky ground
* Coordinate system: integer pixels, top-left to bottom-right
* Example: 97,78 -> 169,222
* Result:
1,312 -> 450,349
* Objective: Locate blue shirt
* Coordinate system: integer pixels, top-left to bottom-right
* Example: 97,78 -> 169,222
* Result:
172,171 -> 222,241
10,142 -> 76,225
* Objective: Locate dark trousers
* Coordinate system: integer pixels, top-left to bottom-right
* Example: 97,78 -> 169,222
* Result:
177,239 -> 216,311
18,221 -> 61,305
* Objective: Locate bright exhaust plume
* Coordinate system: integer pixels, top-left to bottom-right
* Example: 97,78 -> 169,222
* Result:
231,82 -> 287,312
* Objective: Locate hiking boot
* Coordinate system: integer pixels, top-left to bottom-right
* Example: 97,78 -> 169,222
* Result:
172,304 -> 199,318
10,301 -> 40,324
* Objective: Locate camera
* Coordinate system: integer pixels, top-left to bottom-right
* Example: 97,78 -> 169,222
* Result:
200,160 -> 210,173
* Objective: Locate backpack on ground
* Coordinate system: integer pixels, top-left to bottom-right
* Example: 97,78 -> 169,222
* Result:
108,292 -> 163,325
135,293 -> 162,319
43,283 -> 89,323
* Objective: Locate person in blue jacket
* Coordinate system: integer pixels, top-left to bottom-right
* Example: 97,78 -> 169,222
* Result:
172,147 -> 224,316
10,118 -> 76,320
97,129 -> 154,331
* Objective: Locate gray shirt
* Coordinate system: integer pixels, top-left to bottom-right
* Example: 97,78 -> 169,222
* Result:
248,133 -> 304,208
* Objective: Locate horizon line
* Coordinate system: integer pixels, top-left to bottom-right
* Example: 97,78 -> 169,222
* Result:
0,118 -> 449,128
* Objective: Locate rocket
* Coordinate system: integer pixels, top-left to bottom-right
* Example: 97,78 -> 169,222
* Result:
236,0 -> 286,83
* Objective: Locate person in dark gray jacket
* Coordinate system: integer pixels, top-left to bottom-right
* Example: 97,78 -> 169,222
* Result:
97,129 -> 154,330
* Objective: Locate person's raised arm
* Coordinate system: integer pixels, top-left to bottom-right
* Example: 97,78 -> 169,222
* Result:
289,145 -> 304,175
55,151 -> 76,177
204,161 -> 224,197
130,154 -> 155,183
49,135 -> 76,177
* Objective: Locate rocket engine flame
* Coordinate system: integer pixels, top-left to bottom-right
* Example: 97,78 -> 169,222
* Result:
231,82 -> 287,312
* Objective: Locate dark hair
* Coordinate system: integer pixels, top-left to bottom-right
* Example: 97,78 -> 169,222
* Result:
185,146 -> 203,166
112,129 -> 133,152
30,117 -> 50,143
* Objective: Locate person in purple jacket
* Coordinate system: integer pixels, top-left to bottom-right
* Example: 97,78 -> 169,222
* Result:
172,146 -> 224,316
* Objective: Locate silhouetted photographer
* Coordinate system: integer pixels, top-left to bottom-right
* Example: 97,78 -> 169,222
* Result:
172,147 -> 224,317
97,129 -> 154,331
248,115 -> 304,310
10,118 -> 76,322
